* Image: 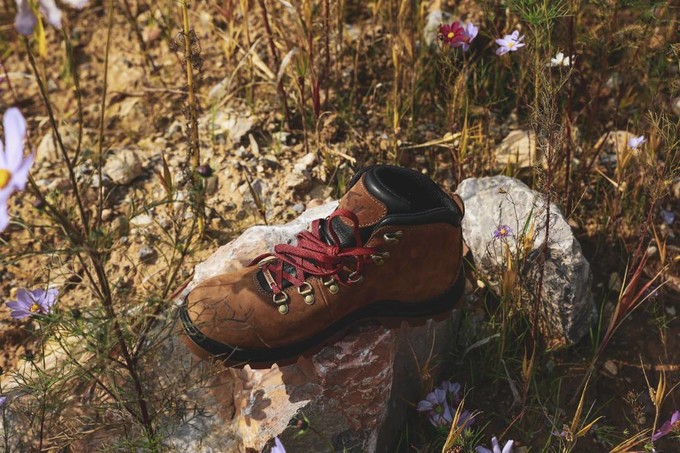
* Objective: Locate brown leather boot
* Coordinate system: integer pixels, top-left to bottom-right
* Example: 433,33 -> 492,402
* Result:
181,165 -> 465,368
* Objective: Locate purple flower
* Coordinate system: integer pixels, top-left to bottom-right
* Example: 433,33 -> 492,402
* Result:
1,108 -> 34,232
417,387 -> 453,427
660,209 -> 674,225
652,410 -> 680,441
493,225 -> 513,239
271,437 -> 286,453
440,380 -> 462,406
6,288 -> 58,319
476,436 -> 514,453
0,395 -> 6,407
14,0 -> 88,36
495,31 -> 525,56
627,135 -> 646,149
417,381 -> 474,428
450,22 -> 478,51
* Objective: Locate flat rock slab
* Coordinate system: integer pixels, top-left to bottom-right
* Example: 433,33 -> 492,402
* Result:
170,202 -> 459,453
456,176 -> 596,347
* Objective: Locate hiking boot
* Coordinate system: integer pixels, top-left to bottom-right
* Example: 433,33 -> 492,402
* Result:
180,165 -> 466,368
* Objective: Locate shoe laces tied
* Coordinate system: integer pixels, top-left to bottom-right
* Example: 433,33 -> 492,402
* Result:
251,209 -> 377,295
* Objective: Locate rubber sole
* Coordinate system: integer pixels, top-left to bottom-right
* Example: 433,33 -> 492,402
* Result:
180,269 -> 466,369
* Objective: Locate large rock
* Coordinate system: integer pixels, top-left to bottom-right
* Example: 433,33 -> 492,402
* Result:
456,176 -> 595,347
169,202 -> 460,452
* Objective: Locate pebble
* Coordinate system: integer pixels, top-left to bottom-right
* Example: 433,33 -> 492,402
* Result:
139,245 -> 156,263
603,359 -> 618,376
130,214 -> 153,227
104,149 -> 143,185
101,209 -> 114,221
291,203 -> 305,214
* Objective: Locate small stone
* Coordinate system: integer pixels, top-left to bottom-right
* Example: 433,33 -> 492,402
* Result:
139,245 -> 156,263
293,153 -> 317,172
101,209 -> 114,221
291,203 -> 305,214
494,130 -> 537,170
104,149 -> 143,185
131,214 -> 153,227
272,131 -> 291,146
603,360 -> 618,376
285,172 -> 308,190
202,111 -> 254,143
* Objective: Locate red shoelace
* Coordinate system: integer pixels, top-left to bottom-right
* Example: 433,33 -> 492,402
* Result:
251,209 -> 377,295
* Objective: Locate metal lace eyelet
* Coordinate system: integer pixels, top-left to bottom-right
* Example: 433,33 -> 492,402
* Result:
257,256 -> 278,269
297,282 -> 315,305
383,231 -> 403,243
371,251 -> 390,266
322,277 -> 340,294
273,292 -> 290,314
348,271 -> 364,284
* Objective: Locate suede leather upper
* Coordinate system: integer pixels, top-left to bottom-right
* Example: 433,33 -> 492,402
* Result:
182,165 -> 465,363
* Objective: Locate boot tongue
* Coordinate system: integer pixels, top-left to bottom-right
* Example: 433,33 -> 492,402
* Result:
321,169 -> 412,247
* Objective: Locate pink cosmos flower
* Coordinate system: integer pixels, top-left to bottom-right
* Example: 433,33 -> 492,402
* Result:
476,436 -> 514,453
1,108 -> 34,232
6,288 -> 58,319
14,0 -> 88,36
271,437 -> 286,453
439,22 -> 465,47
495,30 -> 525,56
652,410 -> 680,441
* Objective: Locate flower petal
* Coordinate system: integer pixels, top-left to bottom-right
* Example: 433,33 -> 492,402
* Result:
491,437 -> 501,453
417,400 -> 434,412
670,410 -> 680,424
476,447 -> 493,453
6,301 -> 31,319
3,108 -> 27,172
8,152 -> 33,192
38,0 -> 63,28
14,0 -> 37,36
0,201 -> 9,232
502,440 -> 515,453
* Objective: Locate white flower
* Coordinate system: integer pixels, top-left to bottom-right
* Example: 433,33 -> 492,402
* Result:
550,52 -> 573,67
627,135 -> 646,149
476,436 -> 514,453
